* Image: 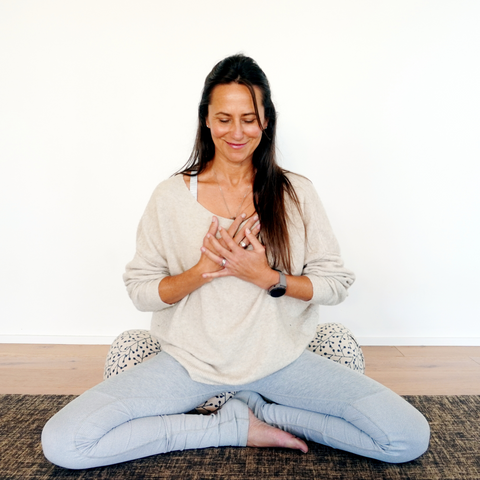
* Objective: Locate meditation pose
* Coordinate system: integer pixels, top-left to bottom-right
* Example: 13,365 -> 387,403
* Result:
42,54 -> 430,469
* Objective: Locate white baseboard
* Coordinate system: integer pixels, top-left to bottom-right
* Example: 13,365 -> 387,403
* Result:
357,337 -> 480,346
0,335 -> 479,346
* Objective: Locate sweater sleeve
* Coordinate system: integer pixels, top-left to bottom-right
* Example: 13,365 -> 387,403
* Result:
294,176 -> 355,305
123,186 -> 174,312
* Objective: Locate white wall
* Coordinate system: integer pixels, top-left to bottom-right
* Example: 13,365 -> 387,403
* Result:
1,0 -> 479,345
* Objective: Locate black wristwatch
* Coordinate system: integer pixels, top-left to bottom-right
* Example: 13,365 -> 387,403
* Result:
267,271 -> 287,297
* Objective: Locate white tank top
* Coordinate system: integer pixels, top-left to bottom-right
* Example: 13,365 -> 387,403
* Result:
190,174 -> 198,200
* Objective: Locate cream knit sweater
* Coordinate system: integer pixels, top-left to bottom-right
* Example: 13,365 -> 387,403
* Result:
124,173 -> 355,385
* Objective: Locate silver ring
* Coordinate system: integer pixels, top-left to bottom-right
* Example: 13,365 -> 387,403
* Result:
240,241 -> 247,248
221,258 -> 227,267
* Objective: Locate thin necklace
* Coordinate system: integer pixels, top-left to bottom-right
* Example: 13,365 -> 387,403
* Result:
213,169 -> 251,220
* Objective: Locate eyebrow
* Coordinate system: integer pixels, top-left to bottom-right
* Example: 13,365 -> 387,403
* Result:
214,112 -> 256,117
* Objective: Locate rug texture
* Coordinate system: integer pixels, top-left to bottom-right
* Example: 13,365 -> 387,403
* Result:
0,395 -> 478,479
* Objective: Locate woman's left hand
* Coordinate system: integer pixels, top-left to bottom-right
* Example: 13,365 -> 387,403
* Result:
201,226 -> 278,290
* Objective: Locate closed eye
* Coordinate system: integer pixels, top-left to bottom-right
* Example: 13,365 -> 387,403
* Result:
218,118 -> 256,124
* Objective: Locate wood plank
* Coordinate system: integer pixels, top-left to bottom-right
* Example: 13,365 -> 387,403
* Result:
0,366 -> 104,395
396,346 -> 480,357
365,356 -> 480,395
365,371 -> 480,395
362,346 -> 404,357
0,344 -> 110,357
365,356 -> 480,371
0,385 -> 91,395
0,356 -> 105,369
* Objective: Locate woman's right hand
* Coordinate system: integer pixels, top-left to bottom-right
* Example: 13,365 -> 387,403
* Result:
199,213 -> 260,275
196,216 -> 225,276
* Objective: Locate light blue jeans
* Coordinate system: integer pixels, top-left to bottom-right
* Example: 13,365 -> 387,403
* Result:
42,350 -> 430,469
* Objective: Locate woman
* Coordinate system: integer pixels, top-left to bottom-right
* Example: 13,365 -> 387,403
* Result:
42,54 -> 430,469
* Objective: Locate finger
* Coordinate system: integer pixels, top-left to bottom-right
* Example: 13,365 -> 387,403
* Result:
202,240 -> 221,258
238,223 -> 261,249
201,245 -> 224,266
202,269 -> 230,280
204,217 -> 219,247
243,214 -> 259,234
233,214 -> 259,244
208,216 -> 219,235
230,213 -> 251,244
205,217 -> 231,256
207,232 -> 232,259
227,213 -> 247,238
217,226 -> 241,253
245,227 -> 264,251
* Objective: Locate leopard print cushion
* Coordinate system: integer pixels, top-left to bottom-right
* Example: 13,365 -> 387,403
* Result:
104,329 -> 161,379
307,323 -> 365,373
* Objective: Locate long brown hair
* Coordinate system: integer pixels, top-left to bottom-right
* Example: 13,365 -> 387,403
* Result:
179,54 -> 302,274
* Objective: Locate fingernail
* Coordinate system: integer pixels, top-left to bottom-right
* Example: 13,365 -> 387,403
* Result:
254,215 -> 258,221
201,247 -> 205,252
206,234 -> 211,238
241,213 -> 246,218
246,228 -> 251,234
218,226 -> 223,231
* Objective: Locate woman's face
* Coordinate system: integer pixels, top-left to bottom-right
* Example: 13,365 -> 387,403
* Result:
206,83 -> 268,166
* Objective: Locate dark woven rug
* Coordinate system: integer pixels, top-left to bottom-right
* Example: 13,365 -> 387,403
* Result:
0,395 -> 478,480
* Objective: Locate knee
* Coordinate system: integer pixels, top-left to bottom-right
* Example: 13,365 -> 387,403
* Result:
42,414 -> 79,469
377,401 -> 430,464
351,391 -> 430,463
42,395 -> 101,470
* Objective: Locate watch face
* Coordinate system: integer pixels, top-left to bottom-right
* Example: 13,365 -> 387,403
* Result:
269,286 -> 286,298
268,271 -> 287,297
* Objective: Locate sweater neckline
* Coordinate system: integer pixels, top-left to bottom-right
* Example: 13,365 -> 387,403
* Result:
178,174 -> 235,223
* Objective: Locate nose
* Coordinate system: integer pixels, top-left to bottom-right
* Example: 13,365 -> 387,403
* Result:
230,121 -> 244,141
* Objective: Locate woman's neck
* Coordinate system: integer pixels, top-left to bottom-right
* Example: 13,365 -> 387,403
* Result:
208,158 -> 254,188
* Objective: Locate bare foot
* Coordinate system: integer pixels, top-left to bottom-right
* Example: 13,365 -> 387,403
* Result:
246,409 -> 308,453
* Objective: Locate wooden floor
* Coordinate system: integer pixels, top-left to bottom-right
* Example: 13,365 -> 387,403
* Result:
1,344 -> 480,395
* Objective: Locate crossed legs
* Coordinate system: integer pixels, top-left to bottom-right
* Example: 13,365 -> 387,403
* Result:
42,350 -> 429,469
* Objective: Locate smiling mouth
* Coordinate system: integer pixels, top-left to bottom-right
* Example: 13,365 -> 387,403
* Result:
226,142 -> 247,149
